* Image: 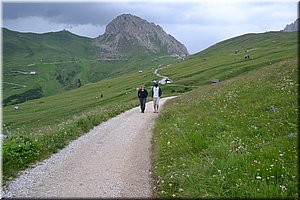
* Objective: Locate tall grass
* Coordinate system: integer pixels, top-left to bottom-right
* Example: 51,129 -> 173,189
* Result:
152,58 -> 298,198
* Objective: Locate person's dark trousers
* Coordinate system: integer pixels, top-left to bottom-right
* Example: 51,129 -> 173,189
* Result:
139,97 -> 147,113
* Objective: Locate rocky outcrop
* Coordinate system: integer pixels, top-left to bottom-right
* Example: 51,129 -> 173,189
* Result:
282,18 -> 299,32
93,14 -> 188,59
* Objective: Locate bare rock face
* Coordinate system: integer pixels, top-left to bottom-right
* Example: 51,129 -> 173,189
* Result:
94,14 -> 188,59
282,18 -> 299,32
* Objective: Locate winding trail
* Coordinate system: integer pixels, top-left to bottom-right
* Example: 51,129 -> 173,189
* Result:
3,82 -> 27,88
2,97 -> 175,198
154,67 -> 171,84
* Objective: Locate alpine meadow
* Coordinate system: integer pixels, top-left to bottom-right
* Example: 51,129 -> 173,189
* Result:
2,12 -> 298,199
151,31 -> 298,198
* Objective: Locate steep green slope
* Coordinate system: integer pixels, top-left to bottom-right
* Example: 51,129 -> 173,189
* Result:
3,28 -> 99,101
152,58 -> 298,198
159,31 -> 297,87
151,31 -> 298,198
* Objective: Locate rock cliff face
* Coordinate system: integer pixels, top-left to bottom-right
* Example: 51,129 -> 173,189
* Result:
93,14 -> 188,59
282,18 -> 299,32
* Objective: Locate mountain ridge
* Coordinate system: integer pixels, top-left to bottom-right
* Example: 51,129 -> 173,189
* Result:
94,14 -> 189,59
281,18 -> 299,32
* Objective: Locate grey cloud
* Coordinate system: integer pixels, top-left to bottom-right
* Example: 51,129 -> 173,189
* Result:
3,2 -> 207,27
3,3 -> 124,26
3,1 -> 297,27
2,1 -> 297,54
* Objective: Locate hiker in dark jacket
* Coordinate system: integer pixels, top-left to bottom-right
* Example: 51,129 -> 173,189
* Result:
138,84 -> 148,113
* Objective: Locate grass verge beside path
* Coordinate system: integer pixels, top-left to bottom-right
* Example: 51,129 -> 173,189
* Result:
2,100 -> 138,185
152,58 -> 298,198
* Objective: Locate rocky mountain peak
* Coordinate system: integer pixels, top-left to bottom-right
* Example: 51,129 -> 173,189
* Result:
105,14 -> 149,35
95,14 -> 188,58
282,18 -> 299,32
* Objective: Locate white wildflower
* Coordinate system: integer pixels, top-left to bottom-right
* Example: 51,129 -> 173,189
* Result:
280,185 -> 287,191
253,160 -> 260,164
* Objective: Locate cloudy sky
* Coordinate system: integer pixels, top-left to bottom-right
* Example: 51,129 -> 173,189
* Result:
1,0 -> 298,54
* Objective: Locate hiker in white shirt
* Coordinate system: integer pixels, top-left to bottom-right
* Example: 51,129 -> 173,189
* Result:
151,82 -> 162,113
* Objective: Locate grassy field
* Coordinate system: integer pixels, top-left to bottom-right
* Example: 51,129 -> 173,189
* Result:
152,58 -> 298,198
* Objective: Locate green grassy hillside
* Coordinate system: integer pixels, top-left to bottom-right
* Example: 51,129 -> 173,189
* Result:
152,58 -> 298,198
152,50 -> 298,199
3,28 -> 179,103
159,31 -> 297,88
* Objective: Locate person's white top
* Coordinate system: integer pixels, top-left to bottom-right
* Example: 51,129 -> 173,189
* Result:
153,86 -> 160,98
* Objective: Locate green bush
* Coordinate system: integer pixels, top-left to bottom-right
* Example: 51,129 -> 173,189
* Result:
3,134 -> 41,179
3,87 -> 43,106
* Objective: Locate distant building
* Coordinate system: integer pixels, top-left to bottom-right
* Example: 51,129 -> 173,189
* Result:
159,77 -> 173,84
165,78 -> 172,84
212,79 -> 220,83
29,71 -> 37,75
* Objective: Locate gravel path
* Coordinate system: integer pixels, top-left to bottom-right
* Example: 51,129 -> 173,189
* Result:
2,97 -> 175,198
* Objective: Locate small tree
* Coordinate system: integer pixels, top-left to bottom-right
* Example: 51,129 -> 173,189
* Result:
75,79 -> 82,88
